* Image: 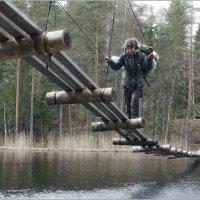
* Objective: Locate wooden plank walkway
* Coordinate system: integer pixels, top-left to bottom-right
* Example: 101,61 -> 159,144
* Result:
0,0 -> 200,159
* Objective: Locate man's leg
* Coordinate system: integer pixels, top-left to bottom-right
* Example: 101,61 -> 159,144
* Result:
131,87 -> 143,119
123,87 -> 132,119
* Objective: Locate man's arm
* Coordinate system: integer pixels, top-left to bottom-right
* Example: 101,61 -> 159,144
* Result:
141,52 -> 151,74
105,53 -> 125,70
141,51 -> 158,75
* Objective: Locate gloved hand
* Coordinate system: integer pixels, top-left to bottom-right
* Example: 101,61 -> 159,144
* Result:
148,52 -> 155,60
104,57 -> 110,63
148,51 -> 158,61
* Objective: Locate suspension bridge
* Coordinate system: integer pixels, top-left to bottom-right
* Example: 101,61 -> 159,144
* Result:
0,0 -> 199,159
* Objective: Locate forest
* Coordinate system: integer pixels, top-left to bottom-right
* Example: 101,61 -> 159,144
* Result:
0,0 -> 200,151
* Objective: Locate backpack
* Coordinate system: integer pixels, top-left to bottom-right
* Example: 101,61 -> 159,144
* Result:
139,44 -> 158,75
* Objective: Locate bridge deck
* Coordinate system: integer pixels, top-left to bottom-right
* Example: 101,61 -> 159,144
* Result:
0,0 -> 200,158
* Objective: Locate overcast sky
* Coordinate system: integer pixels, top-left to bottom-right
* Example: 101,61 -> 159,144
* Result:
138,1 -> 200,34
136,1 -> 200,12
137,1 -> 170,11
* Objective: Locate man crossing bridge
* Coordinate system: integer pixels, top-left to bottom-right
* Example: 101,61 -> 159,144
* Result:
105,38 -> 158,119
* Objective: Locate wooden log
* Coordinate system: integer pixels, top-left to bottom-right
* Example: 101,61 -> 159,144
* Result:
176,149 -> 183,154
132,146 -> 159,154
187,151 -> 198,157
113,138 -> 138,146
144,146 -> 159,154
132,146 -> 144,152
46,88 -> 116,105
112,138 -> 158,147
160,144 -> 171,152
170,147 -> 177,154
0,29 -> 71,60
190,152 -> 197,157
182,150 -> 188,155
187,151 -> 199,157
160,144 -> 171,155
196,151 -> 200,156
91,118 -> 145,132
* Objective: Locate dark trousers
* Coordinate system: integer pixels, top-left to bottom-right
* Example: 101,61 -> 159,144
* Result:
123,85 -> 143,119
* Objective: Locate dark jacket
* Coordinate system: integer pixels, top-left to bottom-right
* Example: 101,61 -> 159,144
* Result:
108,48 -> 151,89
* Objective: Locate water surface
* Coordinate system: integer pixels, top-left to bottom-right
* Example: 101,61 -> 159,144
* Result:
0,150 -> 200,199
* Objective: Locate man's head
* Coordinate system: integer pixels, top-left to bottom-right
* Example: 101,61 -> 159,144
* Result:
126,43 -> 135,55
123,38 -> 139,55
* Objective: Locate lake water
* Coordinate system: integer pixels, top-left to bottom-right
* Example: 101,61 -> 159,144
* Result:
0,150 -> 200,199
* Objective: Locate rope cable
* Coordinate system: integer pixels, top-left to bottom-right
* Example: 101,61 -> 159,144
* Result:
43,1 -> 53,74
57,1 -> 105,59
44,1 -> 52,31
54,0 -> 57,29
127,0 -> 150,47
105,0 -> 117,86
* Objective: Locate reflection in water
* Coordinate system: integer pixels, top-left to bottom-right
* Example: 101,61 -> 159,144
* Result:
132,159 -> 200,199
0,150 -> 199,199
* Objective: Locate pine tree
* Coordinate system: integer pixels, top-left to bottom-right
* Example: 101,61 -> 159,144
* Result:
193,24 -> 200,117
159,0 -> 190,142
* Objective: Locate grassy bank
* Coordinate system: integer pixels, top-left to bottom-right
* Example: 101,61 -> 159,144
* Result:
0,131 -> 131,152
1,120 -> 200,152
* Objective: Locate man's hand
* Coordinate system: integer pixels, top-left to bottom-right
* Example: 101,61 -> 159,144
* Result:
148,52 -> 155,60
148,52 -> 159,61
104,57 -> 110,63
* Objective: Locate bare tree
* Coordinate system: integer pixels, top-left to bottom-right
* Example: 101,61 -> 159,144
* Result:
95,2 -> 100,86
165,71 -> 176,144
3,103 -> 7,145
30,67 -> 35,145
59,105 -> 63,140
15,58 -> 21,142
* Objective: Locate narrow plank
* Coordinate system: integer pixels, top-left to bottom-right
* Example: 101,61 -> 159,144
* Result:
0,1 -> 41,36
23,56 -> 73,92
36,54 -> 84,91
0,12 -> 28,39
0,27 -> 13,41
54,51 -> 97,89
